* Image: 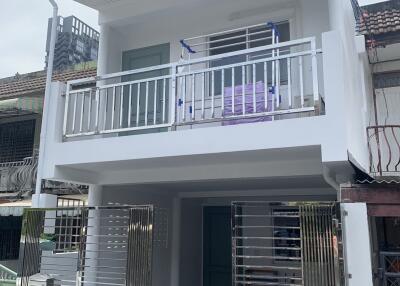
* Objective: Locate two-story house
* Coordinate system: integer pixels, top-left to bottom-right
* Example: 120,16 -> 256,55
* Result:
18,0 -> 394,286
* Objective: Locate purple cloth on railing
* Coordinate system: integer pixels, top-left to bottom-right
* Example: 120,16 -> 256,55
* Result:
223,81 -> 273,126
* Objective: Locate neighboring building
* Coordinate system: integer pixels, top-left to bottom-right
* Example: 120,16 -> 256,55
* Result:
341,1 -> 400,286
0,67 -> 95,280
45,16 -> 99,72
17,0 -> 400,286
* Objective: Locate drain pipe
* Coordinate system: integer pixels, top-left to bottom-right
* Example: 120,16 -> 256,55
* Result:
34,0 -> 58,206
322,165 -> 340,192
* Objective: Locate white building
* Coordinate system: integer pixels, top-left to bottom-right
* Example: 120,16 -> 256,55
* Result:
20,0 -> 400,286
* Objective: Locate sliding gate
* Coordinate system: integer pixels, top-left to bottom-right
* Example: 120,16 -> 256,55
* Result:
17,205 -> 154,286
232,202 -> 343,286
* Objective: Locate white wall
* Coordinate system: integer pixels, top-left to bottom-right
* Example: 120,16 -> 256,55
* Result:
101,187 -> 175,286
98,0 -> 330,74
40,0 -> 375,184
327,0 -> 373,172
342,203 -> 373,286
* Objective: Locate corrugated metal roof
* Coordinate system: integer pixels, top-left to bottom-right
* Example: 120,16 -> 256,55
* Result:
0,68 -> 97,100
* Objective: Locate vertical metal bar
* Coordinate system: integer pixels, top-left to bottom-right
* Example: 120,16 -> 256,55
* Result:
111,86 -> 116,130
242,66 -> 245,115
191,74 -> 195,121
317,207 -> 324,286
171,65 -> 177,127
182,76 -> 186,122
79,92 -> 86,133
287,58 -> 292,108
264,62 -> 268,111
120,86 -> 124,128
103,88 -> 109,130
145,81 -> 149,126
305,205 -> 312,286
300,205 -> 305,286
211,71 -> 215,118
162,79 -> 166,124
72,92 -> 78,134
63,84 -> 70,136
272,28 -> 276,91
231,204 -> 237,286
221,69 -> 225,116
128,84 -> 132,128
136,83 -> 140,127
148,207 -> 154,286
276,57 -> 280,109
252,64 -> 256,113
311,38 -> 319,105
88,89 -> 93,131
201,73 -> 205,119
299,56 -> 305,108
154,80 -> 158,125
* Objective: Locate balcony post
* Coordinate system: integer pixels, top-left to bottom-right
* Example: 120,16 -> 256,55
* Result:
170,64 -> 177,130
311,37 -> 320,115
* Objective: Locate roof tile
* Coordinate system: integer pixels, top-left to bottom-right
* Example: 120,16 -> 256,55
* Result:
0,68 -> 97,100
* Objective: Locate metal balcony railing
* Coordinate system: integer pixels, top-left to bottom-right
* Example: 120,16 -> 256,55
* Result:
0,264 -> 17,285
63,37 -> 322,138
0,156 -> 37,195
367,125 -> 400,177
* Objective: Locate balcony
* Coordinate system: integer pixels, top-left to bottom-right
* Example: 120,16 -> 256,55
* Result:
62,35 -> 322,139
367,125 -> 400,178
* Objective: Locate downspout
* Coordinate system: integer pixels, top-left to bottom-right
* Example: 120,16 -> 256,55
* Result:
322,165 -> 340,192
34,0 -> 58,204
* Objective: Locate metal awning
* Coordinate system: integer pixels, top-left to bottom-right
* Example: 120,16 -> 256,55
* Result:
0,200 -> 31,216
0,97 -> 43,119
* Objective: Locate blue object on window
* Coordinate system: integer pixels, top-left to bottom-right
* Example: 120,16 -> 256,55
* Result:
269,86 -> 275,94
180,40 -> 196,54
178,98 -> 183,106
189,106 -> 193,114
267,22 -> 280,38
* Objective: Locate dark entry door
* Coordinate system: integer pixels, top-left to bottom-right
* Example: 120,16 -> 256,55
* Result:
203,206 -> 232,286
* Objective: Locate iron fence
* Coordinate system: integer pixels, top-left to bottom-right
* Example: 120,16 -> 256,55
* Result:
63,37 -> 322,138
367,125 -> 400,177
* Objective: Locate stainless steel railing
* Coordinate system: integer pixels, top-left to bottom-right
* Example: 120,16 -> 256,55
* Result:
63,37 -> 322,138
17,205 -> 155,286
231,202 -> 343,286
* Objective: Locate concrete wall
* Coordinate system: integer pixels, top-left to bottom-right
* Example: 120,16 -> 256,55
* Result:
98,0 -> 330,74
327,0 -> 373,172
101,186 -> 175,286
342,203 -> 373,286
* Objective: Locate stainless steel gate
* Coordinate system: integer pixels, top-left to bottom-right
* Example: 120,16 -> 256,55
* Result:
17,205 -> 154,286
231,202 -> 343,286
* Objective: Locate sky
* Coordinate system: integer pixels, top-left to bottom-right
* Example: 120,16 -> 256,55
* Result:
0,0 -> 388,79
0,0 -> 98,78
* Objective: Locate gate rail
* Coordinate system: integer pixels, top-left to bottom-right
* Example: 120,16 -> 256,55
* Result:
231,202 -> 343,286
17,205 -> 154,286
